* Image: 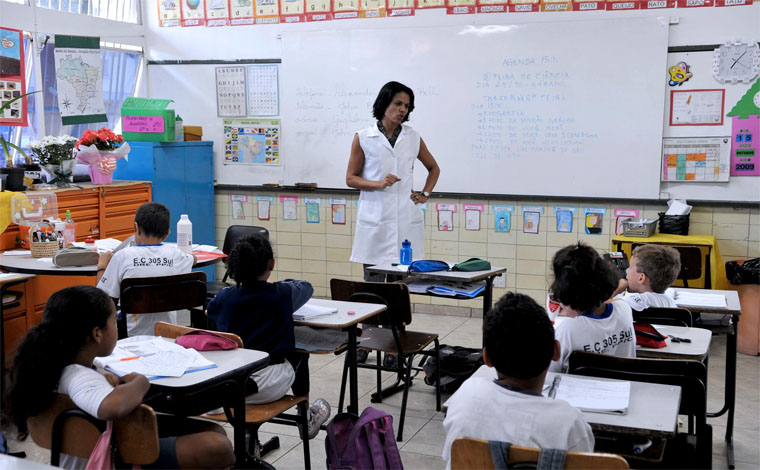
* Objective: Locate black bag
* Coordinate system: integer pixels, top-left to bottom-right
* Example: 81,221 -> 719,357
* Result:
726,258 -> 760,285
421,345 -> 483,394
658,212 -> 690,235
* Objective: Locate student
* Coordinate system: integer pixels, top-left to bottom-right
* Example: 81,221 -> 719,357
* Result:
612,244 -> 680,311
442,292 -> 594,468
5,285 -> 234,469
96,202 -> 195,336
549,243 -> 635,373
206,233 -> 330,439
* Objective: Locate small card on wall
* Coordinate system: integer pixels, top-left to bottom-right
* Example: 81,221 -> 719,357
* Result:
463,204 -> 484,231
614,209 -> 639,235
522,206 -> 544,235
493,205 -> 514,233
257,196 -> 273,220
584,207 -> 607,235
281,195 -> 298,220
554,206 -> 576,233
230,195 -> 248,221
305,197 -> 321,223
438,210 -> 454,231
330,197 -> 347,224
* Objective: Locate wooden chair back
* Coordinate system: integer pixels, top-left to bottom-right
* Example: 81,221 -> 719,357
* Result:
119,272 -> 207,337
631,243 -> 704,288
633,307 -> 693,327
155,321 -> 244,347
28,394 -> 160,465
450,438 -> 629,469
330,278 -> 412,327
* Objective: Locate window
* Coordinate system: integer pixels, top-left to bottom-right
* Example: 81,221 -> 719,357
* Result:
34,0 -> 141,24
0,37 -> 36,168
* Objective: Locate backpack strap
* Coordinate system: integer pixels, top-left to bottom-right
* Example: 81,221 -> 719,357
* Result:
367,416 -> 403,469
364,420 -> 387,469
488,440 -> 512,469
537,448 -> 567,470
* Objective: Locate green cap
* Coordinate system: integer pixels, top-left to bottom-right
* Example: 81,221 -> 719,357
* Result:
66,210 -> 71,217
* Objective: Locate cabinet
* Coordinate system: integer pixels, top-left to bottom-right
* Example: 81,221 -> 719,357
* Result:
1,181 -> 152,355
114,141 -> 215,280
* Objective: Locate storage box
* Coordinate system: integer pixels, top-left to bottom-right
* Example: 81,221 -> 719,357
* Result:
184,125 -> 203,141
121,97 -> 176,142
11,193 -> 59,248
622,218 -> 657,238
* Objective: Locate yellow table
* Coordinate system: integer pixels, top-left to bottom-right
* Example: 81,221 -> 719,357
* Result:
611,234 -> 729,290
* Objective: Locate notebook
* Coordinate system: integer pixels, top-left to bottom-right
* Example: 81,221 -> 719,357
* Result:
549,375 -> 631,415
293,302 -> 339,321
665,288 -> 727,309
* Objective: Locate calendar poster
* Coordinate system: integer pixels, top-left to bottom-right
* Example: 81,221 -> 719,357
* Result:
216,66 -> 247,118
223,119 -> 280,165
247,65 -> 279,116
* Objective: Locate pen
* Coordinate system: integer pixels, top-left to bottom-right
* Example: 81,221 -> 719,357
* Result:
119,356 -> 140,361
548,375 -> 561,399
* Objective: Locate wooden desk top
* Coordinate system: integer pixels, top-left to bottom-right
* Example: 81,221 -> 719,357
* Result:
367,263 -> 506,283
636,324 -> 712,360
0,272 -> 35,284
293,298 -> 386,328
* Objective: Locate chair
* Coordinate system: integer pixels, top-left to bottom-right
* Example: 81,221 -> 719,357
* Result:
27,394 -> 160,467
207,225 -> 269,299
330,278 -> 441,441
450,437 -> 629,470
154,321 -> 311,469
632,244 -> 706,289
633,307 -> 694,327
118,272 -> 207,338
567,351 -> 711,468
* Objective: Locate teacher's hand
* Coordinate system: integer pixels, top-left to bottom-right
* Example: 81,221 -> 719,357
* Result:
410,190 -> 429,204
376,173 -> 401,189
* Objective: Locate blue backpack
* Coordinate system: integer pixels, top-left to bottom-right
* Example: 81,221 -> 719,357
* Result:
408,260 -> 449,273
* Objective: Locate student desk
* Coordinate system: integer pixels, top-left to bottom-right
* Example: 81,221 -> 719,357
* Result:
366,263 -> 506,314
670,287 -> 742,468
636,325 -> 712,361
611,234 -> 728,290
293,298 -> 386,415
445,365 -> 681,439
0,273 -> 36,395
142,345 -> 270,468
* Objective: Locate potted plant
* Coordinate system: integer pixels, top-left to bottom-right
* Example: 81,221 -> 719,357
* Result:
0,91 -> 40,191
28,135 -> 78,187
75,127 -> 129,185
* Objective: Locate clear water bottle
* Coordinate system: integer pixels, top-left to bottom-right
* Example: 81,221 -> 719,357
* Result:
177,214 -> 193,253
400,239 -> 412,265
64,210 -> 76,247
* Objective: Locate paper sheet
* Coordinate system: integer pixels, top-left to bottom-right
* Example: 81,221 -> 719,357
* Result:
293,302 -> 338,320
551,375 -> 630,414
666,288 -> 727,308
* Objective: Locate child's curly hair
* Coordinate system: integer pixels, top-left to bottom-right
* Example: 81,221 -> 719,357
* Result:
228,234 -> 274,286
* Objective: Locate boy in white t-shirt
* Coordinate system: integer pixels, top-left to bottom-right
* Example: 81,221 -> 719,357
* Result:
549,243 -> 635,373
612,244 -> 681,311
97,202 -> 196,336
442,292 -> 594,469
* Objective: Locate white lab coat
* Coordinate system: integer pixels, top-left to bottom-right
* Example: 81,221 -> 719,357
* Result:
350,122 -> 425,266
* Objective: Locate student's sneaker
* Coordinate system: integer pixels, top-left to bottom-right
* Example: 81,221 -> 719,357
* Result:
307,398 -> 331,439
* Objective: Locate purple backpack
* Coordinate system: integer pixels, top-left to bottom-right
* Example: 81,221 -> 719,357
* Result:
325,407 -> 404,470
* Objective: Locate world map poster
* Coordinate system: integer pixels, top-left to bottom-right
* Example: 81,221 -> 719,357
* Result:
54,35 -> 107,125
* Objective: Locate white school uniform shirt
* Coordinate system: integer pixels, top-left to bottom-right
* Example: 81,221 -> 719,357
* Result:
550,300 -> 636,373
350,122 -> 425,266
442,376 -> 594,470
620,291 -> 677,311
98,244 -> 194,336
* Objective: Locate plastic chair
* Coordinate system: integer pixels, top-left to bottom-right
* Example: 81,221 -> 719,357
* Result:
633,307 -> 694,327
330,278 -> 441,441
118,272 -> 207,338
567,351 -> 711,468
154,321 -> 311,468
450,437 -> 629,470
27,394 -> 160,467
207,225 -> 269,299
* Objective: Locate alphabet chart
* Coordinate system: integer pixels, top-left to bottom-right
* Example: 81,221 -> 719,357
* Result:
247,65 -> 279,116
215,66 -> 247,117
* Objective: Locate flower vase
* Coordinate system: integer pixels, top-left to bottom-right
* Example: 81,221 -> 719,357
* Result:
88,151 -> 120,185
43,159 -> 77,187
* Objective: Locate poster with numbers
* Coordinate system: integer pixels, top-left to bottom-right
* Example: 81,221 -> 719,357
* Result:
280,0 -> 306,22
223,119 -> 281,165
230,0 -> 255,25
305,0 -> 333,20
180,0 -> 206,26
205,0 -> 230,26
247,65 -> 279,116
216,66 -> 247,117
157,0 -> 181,26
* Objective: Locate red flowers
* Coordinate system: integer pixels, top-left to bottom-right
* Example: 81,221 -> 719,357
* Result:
76,127 -> 125,151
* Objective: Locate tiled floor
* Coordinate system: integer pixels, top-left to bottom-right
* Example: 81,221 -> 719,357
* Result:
4,313 -> 759,469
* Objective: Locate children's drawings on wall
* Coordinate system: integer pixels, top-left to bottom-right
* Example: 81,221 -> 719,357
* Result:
584,207 -> 606,235
305,196 -> 321,223
463,204 -> 483,231
553,206 -> 576,233
614,208 -> 639,235
521,206 -> 543,235
257,196 -> 273,220
493,205 -> 513,233
330,197 -> 346,224
281,195 -> 298,220
436,203 -> 457,231
230,194 -> 247,220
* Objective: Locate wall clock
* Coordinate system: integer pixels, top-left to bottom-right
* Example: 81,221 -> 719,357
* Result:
713,41 -> 760,84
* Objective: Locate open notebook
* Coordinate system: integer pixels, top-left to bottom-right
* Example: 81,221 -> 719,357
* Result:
665,288 -> 727,308
549,375 -> 631,415
293,302 -> 338,321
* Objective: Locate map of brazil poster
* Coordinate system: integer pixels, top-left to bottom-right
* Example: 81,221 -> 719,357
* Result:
53,36 -> 107,125
223,118 -> 280,165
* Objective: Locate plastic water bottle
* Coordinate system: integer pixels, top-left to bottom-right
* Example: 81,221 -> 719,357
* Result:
400,239 -> 412,265
177,214 -> 193,253
64,210 -> 76,247
175,115 -> 184,142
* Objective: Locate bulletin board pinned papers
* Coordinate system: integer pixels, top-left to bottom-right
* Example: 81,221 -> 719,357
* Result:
661,137 -> 730,182
223,118 -> 280,165
670,89 -> 725,126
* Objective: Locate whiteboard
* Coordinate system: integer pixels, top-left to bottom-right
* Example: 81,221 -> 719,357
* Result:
279,18 -> 670,199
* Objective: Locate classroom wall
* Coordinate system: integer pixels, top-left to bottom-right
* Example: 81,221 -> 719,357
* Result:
214,189 -> 760,315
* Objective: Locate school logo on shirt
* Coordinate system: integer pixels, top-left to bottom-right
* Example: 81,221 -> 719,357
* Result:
132,257 -> 175,267
582,328 -> 634,353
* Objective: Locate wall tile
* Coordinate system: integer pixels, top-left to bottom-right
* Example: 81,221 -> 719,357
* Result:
516,245 -> 546,261
302,246 -> 327,261
516,259 -> 547,276
713,209 -> 750,225
714,224 -> 749,241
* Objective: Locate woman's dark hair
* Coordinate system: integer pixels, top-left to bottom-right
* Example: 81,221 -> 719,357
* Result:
228,234 -> 274,286
372,81 -> 415,122
550,243 -> 619,313
484,292 -> 555,379
4,286 -> 115,438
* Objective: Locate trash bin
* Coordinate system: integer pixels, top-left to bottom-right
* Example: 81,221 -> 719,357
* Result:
726,258 -> 760,356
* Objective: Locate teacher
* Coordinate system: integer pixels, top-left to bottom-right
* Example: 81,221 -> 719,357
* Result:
346,81 -> 441,276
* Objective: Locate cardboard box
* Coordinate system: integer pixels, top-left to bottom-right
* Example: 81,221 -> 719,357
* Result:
121,98 -> 176,142
184,125 -> 203,141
